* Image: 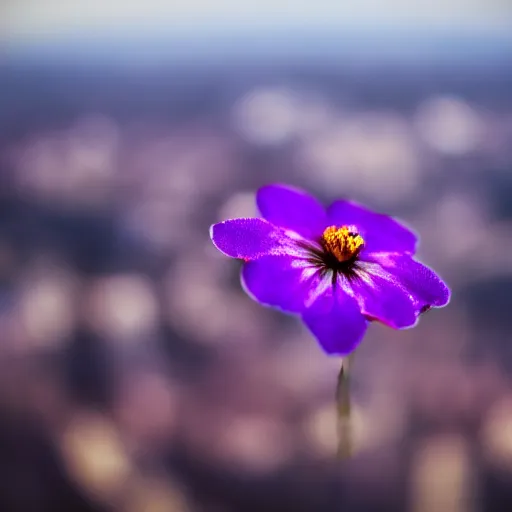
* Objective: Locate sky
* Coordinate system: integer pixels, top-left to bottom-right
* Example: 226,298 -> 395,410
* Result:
2,0 -> 512,43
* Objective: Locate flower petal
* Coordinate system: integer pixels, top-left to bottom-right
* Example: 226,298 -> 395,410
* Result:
368,253 -> 451,312
347,267 -> 418,329
327,200 -> 417,254
210,218 -> 297,260
241,255 -> 323,313
301,284 -> 368,355
257,184 -> 328,240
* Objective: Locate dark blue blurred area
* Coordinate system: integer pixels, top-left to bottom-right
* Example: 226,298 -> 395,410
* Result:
3,30 -> 512,140
1,29 -> 512,512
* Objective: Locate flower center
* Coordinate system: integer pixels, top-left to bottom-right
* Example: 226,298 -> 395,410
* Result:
321,225 -> 364,263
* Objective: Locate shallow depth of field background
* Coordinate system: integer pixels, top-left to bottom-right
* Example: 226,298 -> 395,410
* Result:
1,2 -> 512,511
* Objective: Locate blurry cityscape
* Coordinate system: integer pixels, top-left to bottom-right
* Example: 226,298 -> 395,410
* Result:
1,5 -> 512,511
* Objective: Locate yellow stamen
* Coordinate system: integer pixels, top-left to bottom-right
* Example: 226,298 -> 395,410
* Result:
321,225 -> 364,263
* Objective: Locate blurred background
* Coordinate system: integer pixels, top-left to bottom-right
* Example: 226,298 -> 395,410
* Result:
1,1 -> 512,511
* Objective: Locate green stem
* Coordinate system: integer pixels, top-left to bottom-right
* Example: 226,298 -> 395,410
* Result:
336,353 -> 354,458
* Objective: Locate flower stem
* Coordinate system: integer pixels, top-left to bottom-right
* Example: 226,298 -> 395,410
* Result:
336,353 -> 354,458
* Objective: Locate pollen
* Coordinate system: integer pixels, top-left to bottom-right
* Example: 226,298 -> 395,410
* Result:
321,225 -> 364,263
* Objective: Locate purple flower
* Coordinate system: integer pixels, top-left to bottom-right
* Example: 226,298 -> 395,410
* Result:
210,184 -> 450,355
